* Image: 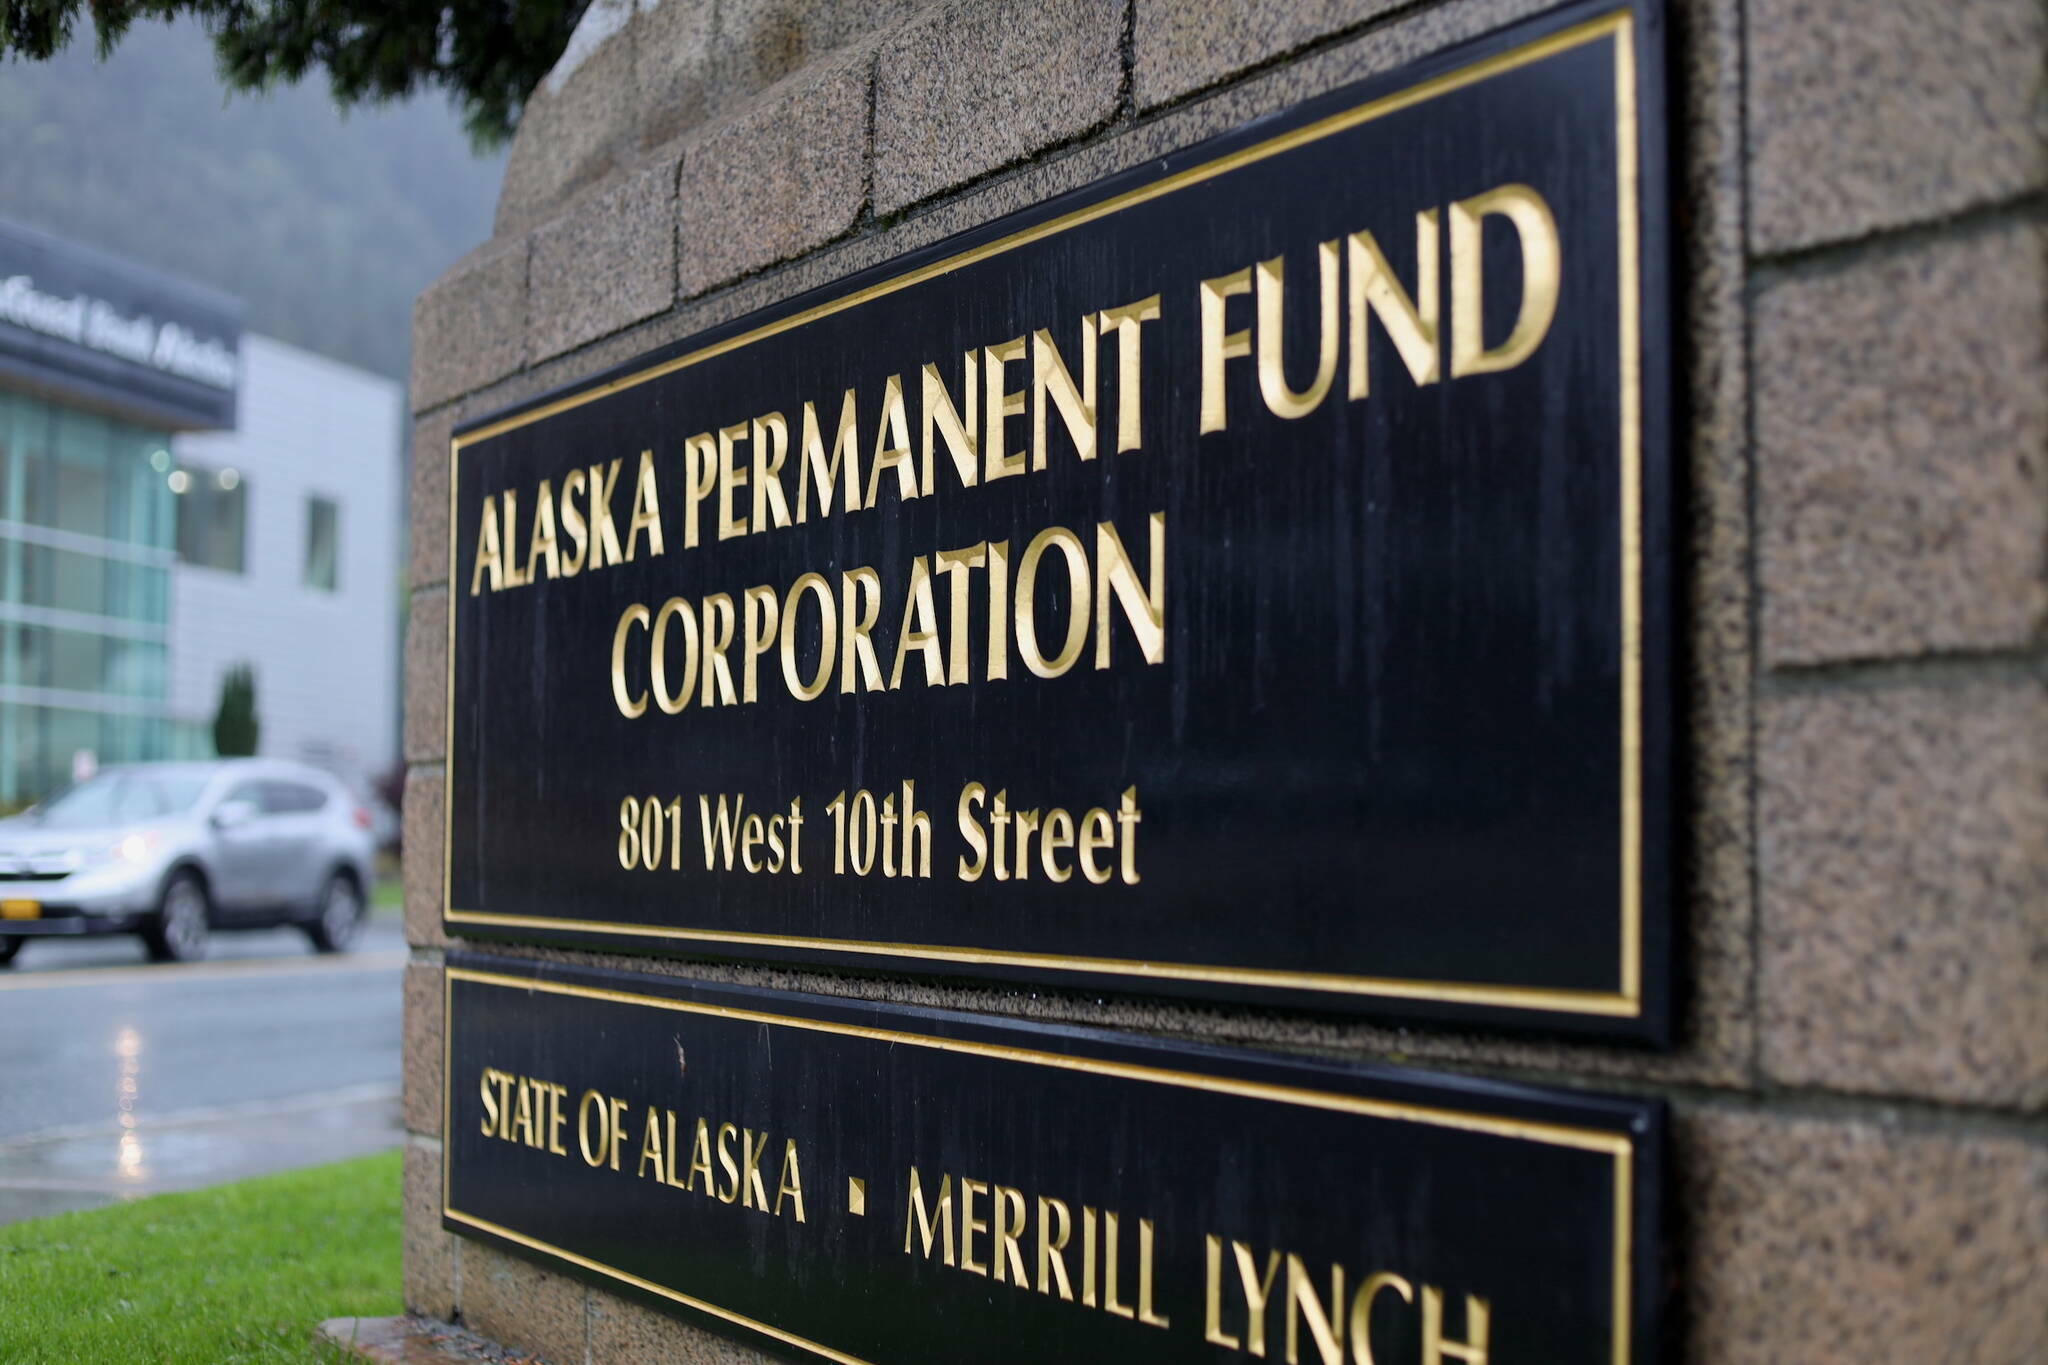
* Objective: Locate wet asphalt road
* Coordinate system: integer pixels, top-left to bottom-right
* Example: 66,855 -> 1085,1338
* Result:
0,916 -> 406,1224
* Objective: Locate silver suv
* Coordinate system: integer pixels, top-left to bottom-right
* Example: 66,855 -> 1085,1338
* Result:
0,759 -> 377,966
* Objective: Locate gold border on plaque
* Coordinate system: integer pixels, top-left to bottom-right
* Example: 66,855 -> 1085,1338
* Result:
442,967 -> 1638,1365
442,9 -> 1647,1018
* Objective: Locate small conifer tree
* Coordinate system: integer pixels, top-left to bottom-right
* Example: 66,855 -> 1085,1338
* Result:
212,664 -> 260,757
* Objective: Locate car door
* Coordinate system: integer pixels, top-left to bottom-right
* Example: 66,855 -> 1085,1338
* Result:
260,778 -> 332,909
206,778 -> 278,912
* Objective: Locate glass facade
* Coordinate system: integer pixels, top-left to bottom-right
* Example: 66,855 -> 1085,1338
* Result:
0,389 -> 178,803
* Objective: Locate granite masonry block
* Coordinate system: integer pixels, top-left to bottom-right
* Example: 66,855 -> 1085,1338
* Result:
403,590 -> 449,765
529,152 -> 681,361
1757,224 -> 2048,666
460,1242 -> 588,1365
496,0 -> 644,237
588,1288 -> 785,1363
402,962 -> 445,1138
412,239 -> 529,414
1747,0 -> 2048,254
1759,681 -> 2048,1109
409,408 -> 454,591
402,767 -> 447,950
676,48 -> 870,296
1133,0 -> 1404,108
633,0 -> 721,152
402,1140 -> 457,1320
1681,1108 -> 2047,1363
710,0 -> 927,115
873,0 -> 1124,214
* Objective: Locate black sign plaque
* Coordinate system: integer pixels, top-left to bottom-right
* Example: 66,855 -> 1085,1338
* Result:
446,0 -> 1673,1041
444,954 -> 1665,1363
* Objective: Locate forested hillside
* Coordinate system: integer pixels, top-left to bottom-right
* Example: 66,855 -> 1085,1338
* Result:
0,17 -> 506,381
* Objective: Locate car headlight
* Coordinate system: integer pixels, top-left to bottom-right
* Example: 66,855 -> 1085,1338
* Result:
82,832 -> 161,868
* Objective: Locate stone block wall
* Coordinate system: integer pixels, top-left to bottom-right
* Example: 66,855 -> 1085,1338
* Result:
400,1 -> 2048,1360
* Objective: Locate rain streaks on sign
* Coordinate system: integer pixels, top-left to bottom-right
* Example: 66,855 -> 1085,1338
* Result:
445,0 -> 1675,1041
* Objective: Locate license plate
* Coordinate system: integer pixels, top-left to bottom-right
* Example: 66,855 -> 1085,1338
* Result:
1,899 -> 40,920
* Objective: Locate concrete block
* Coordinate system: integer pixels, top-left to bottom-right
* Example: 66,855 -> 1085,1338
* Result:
1681,1107 -> 2048,1363
402,768 -> 447,950
404,590 -> 449,765
496,0 -> 644,237
403,962 -> 445,1138
460,1241 -> 588,1365
412,239 -> 529,414
873,0 -> 1124,214
676,48 -> 870,297
401,1140 -> 457,1320
1748,0 -> 2047,253
1757,224 -> 2048,666
1759,681 -> 2048,1109
588,1287 -> 784,1362
529,153 -> 680,361
1133,0 -> 1402,108
409,408 -> 454,591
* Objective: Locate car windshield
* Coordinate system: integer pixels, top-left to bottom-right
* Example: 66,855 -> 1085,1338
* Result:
31,772 -> 213,829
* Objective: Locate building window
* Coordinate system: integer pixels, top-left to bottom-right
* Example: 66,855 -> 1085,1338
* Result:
304,496 -> 340,591
174,461 -> 246,573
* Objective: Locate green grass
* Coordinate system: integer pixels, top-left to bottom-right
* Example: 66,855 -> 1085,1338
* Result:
0,1151 -> 401,1363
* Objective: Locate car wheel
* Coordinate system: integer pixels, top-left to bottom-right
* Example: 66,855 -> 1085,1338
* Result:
306,873 -> 364,954
144,871 -> 211,963
0,935 -> 19,967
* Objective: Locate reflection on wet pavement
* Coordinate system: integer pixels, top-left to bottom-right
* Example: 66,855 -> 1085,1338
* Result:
0,917 -> 404,1224
0,1090 -> 401,1223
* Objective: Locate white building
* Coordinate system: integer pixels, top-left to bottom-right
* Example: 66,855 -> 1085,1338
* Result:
171,334 -> 402,784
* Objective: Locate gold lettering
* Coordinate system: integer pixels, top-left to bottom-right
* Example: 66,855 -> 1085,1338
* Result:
1205,1235 -> 1242,1348
904,1167 -> 955,1266
982,337 -> 1028,481
1036,1195 -> 1073,1299
1094,513 -> 1165,668
717,422 -> 750,541
839,567 -> 884,694
611,604 -> 650,718
526,480 -> 561,580
742,584 -> 780,703
921,351 -> 978,493
1285,1254 -> 1344,1365
1097,293 -> 1161,454
1233,1242 -> 1283,1358
700,592 -> 737,706
559,467 -> 588,574
683,433 -> 717,549
798,391 -> 862,520
1349,1273 -> 1414,1365
887,556 -> 943,690
752,412 -> 791,532
780,572 -> 836,701
866,373 -> 918,508
586,460 -> 624,568
650,597 -> 698,714
1256,241 -> 1341,419
992,1185 -> 1028,1285
775,1140 -> 806,1222
1348,213 -> 1440,398
1199,266 -> 1253,433
1449,183 -> 1560,378
715,1121 -> 740,1204
1016,526 -> 1089,678
1031,317 -> 1097,468
959,1177 -> 990,1277
1422,1287 -> 1490,1365
469,494 -> 503,595
625,449 -> 664,560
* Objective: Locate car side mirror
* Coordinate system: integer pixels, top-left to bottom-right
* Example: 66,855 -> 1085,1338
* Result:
211,799 -> 258,831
